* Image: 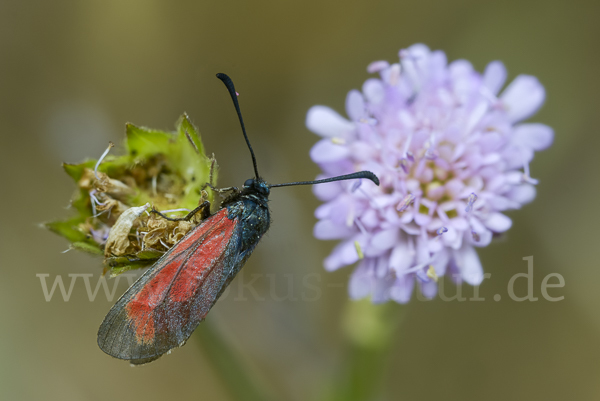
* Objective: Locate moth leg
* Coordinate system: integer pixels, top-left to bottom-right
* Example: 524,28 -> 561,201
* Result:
151,201 -> 211,222
196,201 -> 211,220
199,155 -> 229,193
201,158 -> 239,196
202,182 -> 238,195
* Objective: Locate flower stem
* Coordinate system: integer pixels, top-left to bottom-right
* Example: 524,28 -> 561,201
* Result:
322,299 -> 406,401
194,320 -> 275,401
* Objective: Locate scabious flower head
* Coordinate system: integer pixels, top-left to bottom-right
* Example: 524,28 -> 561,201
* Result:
307,44 -> 553,303
46,114 -> 216,276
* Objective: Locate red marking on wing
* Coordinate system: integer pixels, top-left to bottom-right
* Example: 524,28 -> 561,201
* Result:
125,208 -> 236,344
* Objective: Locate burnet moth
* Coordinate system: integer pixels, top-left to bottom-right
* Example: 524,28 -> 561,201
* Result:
97,73 -> 380,364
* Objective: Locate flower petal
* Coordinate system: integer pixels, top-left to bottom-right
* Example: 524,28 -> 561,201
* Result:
313,220 -> 354,240
431,249 -> 450,276
306,105 -> 354,138
507,184 -> 536,205
513,123 -> 554,151
389,241 -> 414,272
314,202 -> 334,219
468,217 -> 492,247
371,260 -> 392,303
371,228 -> 399,251
483,212 -> 512,232
346,90 -> 366,121
389,275 -> 414,303
324,239 -> 360,271
312,181 -> 342,201
501,75 -> 545,122
367,60 -> 390,74
310,139 -> 350,163
371,277 -> 391,304
420,279 -> 438,299
454,246 -> 484,285
362,78 -> 385,105
502,145 -> 534,169
348,263 -> 370,300
483,61 -> 507,95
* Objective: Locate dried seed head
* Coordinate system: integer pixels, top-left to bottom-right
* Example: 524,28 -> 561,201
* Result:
104,204 -> 150,257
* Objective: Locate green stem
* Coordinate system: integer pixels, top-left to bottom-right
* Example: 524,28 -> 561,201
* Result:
194,321 -> 275,401
322,299 -> 406,401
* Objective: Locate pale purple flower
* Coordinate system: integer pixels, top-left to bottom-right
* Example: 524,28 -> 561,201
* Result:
307,44 -> 553,303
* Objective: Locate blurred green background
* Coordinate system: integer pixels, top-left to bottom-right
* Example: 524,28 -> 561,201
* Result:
1,0 -> 599,400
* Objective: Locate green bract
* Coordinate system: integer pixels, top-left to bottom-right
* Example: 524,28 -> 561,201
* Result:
45,113 -> 216,276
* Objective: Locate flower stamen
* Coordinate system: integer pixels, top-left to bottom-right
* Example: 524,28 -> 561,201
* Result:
426,265 -> 439,282
399,158 -> 409,174
359,117 -> 378,125
354,241 -> 364,259
397,193 -> 416,212
465,192 -> 478,212
94,142 -> 114,180
425,149 -> 438,160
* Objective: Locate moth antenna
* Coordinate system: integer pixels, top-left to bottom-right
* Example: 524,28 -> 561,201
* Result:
216,73 -> 260,179
269,171 -> 380,188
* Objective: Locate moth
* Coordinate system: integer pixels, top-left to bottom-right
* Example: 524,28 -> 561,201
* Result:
97,73 -> 379,364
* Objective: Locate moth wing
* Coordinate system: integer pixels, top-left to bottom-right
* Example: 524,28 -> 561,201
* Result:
97,208 -> 240,364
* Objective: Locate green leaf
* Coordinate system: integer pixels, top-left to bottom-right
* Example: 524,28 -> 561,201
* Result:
177,113 -> 205,156
125,115 -> 214,210
63,161 -> 96,182
174,113 -> 215,207
44,217 -> 89,244
106,248 -> 163,276
44,217 -> 103,254
72,241 -> 103,255
126,123 -> 173,162
108,261 -> 153,277
135,249 -> 165,259
70,189 -> 93,216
